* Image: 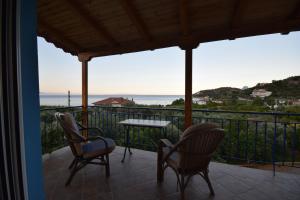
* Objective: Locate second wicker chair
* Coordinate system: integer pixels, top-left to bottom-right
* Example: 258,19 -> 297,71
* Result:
157,123 -> 224,199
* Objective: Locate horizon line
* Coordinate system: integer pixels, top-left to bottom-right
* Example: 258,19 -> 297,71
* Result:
39,93 -> 185,96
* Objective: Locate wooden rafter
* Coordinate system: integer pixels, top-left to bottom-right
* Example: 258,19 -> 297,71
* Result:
79,18 -> 300,58
120,0 -> 152,41
64,0 -> 118,46
229,0 -> 242,29
38,18 -> 81,52
286,0 -> 300,20
179,0 -> 189,36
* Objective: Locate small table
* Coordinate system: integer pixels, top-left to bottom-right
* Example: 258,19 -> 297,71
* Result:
119,119 -> 171,162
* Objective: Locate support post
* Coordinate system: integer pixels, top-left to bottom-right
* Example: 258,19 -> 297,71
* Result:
82,60 -> 88,137
184,49 -> 193,129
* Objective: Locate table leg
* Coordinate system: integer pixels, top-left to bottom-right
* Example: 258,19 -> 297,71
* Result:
122,126 -> 132,162
163,127 -> 167,138
127,127 -> 132,154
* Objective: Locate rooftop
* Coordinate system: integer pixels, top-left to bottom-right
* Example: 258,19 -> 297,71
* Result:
43,146 -> 300,200
92,97 -> 134,106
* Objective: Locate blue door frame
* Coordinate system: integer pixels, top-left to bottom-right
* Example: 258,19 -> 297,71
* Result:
20,0 -> 45,199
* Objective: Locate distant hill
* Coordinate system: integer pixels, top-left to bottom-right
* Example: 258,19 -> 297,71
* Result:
193,87 -> 244,99
193,76 -> 300,99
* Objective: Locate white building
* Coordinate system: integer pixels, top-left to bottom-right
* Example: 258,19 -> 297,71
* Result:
194,96 -> 210,105
251,89 -> 272,98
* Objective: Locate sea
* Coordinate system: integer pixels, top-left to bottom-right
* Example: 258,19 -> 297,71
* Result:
40,94 -> 184,106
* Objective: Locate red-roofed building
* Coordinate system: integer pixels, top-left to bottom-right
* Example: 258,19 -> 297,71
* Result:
92,97 -> 135,107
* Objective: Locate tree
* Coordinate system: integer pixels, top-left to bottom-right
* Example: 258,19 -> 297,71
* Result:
171,98 -> 184,106
252,97 -> 264,106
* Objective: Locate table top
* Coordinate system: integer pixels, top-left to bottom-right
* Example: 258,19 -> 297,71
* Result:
119,119 -> 170,128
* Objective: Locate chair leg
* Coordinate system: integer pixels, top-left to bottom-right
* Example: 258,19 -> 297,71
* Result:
100,156 -> 105,162
180,174 -> 185,200
65,160 -> 78,186
68,158 -> 76,169
203,170 -> 214,196
157,143 -> 164,182
105,154 -> 110,177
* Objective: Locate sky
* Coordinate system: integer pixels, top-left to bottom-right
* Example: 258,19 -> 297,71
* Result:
38,32 -> 300,95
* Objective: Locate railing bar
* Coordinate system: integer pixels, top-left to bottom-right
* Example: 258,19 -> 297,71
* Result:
292,123 -> 296,166
246,120 -> 249,162
282,123 -> 287,166
254,121 -> 258,163
272,116 -> 277,176
264,121 -> 267,162
237,120 -> 240,159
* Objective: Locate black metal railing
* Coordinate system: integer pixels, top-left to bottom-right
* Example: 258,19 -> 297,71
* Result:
40,106 -> 300,172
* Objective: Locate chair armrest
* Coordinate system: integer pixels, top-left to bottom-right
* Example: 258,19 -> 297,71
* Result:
77,124 -> 105,137
159,139 -> 174,148
159,139 -> 178,162
76,122 -> 86,130
67,137 -> 86,143
160,138 -> 188,162
87,136 -> 109,150
86,127 -> 105,137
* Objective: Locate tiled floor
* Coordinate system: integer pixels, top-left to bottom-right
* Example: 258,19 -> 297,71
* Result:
43,147 -> 300,200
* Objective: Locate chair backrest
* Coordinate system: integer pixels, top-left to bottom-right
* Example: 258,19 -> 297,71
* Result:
178,123 -> 224,172
55,112 -> 86,157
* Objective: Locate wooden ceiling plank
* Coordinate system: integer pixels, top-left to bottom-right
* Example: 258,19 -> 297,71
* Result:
119,0 -> 152,41
64,0 -> 118,46
80,18 -> 300,58
38,18 -> 81,51
287,0 -> 300,20
229,0 -> 242,29
179,0 -> 189,36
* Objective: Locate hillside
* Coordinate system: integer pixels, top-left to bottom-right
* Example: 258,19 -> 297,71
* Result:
193,87 -> 244,99
193,76 -> 300,99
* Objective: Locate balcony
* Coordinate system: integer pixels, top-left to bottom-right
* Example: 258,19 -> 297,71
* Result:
41,106 -> 300,199
43,146 -> 300,200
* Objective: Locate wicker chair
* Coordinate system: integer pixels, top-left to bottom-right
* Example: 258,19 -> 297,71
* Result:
157,123 -> 224,199
55,112 -> 116,186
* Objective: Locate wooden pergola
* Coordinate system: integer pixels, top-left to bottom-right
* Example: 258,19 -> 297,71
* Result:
37,0 -> 300,130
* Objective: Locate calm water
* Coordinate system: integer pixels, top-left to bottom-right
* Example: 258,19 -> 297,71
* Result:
40,95 -> 184,106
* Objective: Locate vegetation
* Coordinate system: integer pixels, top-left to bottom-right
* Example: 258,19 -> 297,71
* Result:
194,76 -> 300,100
40,76 -> 300,166
40,106 -> 300,168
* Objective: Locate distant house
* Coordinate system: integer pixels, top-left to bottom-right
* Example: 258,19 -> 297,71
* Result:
238,97 -> 252,101
277,99 -> 286,104
256,83 -> 268,87
251,89 -> 272,98
194,96 -> 210,105
212,100 -> 223,104
194,99 -> 207,105
92,97 -> 135,107
290,99 -> 300,106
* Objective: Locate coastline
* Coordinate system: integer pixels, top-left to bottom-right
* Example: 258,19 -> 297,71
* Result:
40,94 -> 184,106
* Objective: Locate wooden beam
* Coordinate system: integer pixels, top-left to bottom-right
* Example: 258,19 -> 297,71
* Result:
38,18 -> 81,52
82,60 -> 88,137
179,0 -> 189,36
80,18 -> 300,58
64,0 -> 118,46
229,0 -> 242,29
119,0 -> 152,41
286,0 -> 300,20
184,49 -> 193,129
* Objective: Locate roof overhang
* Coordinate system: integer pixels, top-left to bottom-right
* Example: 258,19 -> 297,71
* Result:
37,0 -> 300,60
